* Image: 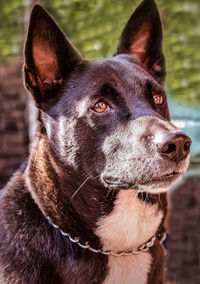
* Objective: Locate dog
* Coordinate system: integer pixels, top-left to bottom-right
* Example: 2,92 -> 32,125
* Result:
0,0 -> 191,283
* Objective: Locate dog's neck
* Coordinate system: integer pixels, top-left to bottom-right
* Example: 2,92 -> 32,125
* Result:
25,128 -> 167,249
25,129 -> 118,246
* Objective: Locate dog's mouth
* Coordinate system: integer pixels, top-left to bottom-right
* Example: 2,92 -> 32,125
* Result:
103,171 -> 182,190
103,177 -> 132,189
141,171 -> 181,184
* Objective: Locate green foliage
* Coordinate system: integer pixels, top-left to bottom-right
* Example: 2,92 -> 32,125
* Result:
160,0 -> 200,104
0,0 -> 25,58
0,0 -> 200,105
43,0 -> 135,59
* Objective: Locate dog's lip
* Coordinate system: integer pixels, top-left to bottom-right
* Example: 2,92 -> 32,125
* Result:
154,171 -> 181,179
141,171 -> 181,184
103,172 -> 182,188
103,177 -> 138,190
103,177 -> 124,186
103,177 -> 131,188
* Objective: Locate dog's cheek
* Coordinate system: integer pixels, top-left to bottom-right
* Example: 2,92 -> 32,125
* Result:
43,110 -> 108,175
43,114 -> 80,168
72,117 -> 107,176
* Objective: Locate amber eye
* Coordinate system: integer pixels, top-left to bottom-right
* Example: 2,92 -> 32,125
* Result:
153,93 -> 164,105
93,101 -> 110,113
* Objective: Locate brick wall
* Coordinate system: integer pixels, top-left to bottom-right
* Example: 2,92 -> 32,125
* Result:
0,60 -> 29,188
167,176 -> 200,284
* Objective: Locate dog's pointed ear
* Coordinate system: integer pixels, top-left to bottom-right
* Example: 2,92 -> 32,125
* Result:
117,0 -> 165,84
24,5 -> 83,107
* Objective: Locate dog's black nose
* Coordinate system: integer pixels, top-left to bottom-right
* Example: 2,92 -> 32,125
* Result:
157,132 -> 191,162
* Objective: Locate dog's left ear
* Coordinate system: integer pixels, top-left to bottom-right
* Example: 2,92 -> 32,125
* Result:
117,0 -> 165,84
24,5 -> 83,108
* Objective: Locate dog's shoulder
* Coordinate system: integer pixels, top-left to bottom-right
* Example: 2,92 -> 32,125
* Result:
0,165 -> 50,283
0,161 -> 31,216
0,166 -> 108,284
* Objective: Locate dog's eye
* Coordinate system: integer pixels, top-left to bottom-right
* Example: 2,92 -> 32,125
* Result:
93,101 -> 110,113
153,93 -> 164,105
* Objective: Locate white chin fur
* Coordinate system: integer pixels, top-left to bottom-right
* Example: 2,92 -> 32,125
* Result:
137,174 -> 183,194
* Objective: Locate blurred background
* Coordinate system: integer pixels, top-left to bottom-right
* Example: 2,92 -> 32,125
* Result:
0,0 -> 200,283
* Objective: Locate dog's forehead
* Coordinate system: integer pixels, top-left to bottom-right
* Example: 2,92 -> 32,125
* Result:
106,55 -> 157,83
82,54 -> 162,94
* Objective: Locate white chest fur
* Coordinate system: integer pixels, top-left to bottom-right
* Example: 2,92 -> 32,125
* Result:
95,190 -> 163,284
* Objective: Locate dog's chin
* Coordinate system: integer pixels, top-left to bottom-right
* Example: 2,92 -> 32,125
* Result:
137,173 -> 183,194
102,172 -> 184,194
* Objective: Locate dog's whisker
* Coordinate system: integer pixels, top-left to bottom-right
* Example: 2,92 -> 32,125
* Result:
71,177 -> 90,199
141,192 -> 148,210
91,174 -> 101,181
106,187 -> 113,198
146,192 -> 149,203
158,193 -> 163,208
71,172 -> 101,199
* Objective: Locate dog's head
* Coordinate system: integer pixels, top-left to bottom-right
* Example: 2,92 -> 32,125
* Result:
24,0 -> 191,194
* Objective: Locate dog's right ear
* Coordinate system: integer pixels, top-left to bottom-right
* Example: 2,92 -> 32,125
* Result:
24,5 -> 82,108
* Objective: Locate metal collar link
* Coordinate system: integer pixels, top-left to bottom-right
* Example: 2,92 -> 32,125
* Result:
47,217 -> 166,257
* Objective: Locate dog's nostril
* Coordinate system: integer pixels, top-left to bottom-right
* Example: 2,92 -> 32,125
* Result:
157,132 -> 191,162
162,143 -> 176,154
184,140 -> 191,152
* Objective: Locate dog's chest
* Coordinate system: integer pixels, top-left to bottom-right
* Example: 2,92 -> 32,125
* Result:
95,191 -> 163,284
103,253 -> 152,284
